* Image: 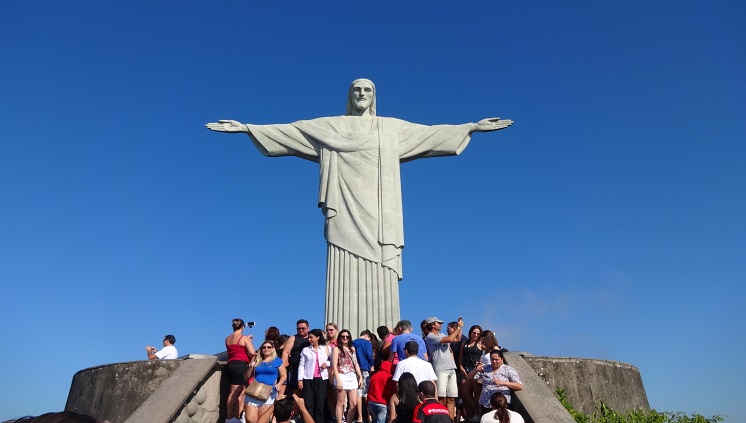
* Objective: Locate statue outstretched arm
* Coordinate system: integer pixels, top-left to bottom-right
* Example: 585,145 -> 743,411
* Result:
205,119 -> 250,134
471,118 -> 513,133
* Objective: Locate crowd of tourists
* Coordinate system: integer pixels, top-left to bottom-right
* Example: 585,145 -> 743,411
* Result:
224,317 -> 523,423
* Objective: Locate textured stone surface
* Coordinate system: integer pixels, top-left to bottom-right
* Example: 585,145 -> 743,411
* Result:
65,357 -> 220,423
505,353 -> 575,423
65,360 -> 182,422
171,365 -> 221,423
125,356 -> 217,423
521,355 -> 649,415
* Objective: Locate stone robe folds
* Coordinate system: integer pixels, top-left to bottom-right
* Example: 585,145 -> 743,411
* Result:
246,116 -> 474,334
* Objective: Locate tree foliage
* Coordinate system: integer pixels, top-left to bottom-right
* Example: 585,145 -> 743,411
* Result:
554,387 -> 725,423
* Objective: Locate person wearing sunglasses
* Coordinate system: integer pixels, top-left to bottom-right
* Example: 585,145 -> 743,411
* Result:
146,334 -> 178,360
244,341 -> 287,423
298,329 -> 333,423
332,329 -> 364,423
281,319 -> 311,396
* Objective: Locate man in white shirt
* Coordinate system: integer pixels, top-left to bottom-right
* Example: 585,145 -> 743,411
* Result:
146,334 -> 178,359
392,341 -> 437,389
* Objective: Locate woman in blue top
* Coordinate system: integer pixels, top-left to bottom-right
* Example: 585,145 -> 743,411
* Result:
244,340 -> 287,423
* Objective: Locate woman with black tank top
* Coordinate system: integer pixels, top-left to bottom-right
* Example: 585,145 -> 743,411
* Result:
459,325 -> 483,422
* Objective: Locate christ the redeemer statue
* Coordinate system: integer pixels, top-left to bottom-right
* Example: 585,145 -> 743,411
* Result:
207,79 -> 512,336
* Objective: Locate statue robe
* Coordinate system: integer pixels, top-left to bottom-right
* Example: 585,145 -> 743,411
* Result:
246,116 -> 473,333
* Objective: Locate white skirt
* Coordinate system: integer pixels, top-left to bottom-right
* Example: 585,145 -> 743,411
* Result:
334,371 -> 358,390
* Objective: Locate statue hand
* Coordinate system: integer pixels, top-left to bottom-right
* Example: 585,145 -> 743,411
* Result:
474,118 -> 513,132
205,119 -> 248,133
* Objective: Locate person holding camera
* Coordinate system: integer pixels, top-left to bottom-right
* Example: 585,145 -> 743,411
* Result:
225,319 -> 257,421
466,349 -> 522,415
146,334 -> 178,360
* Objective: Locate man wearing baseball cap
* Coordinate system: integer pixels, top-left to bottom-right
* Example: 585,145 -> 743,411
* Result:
424,316 -> 464,420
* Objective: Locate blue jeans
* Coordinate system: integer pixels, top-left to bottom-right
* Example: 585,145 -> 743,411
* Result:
369,402 -> 387,423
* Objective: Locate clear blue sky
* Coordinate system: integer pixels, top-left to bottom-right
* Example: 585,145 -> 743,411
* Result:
1,2 -> 744,421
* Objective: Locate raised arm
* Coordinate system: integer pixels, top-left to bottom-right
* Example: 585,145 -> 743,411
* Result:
293,394 -> 316,423
241,334 -> 256,357
205,119 -> 250,133
471,118 -> 513,133
439,317 -> 464,344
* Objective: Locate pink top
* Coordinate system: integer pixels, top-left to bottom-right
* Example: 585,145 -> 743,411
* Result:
313,349 -> 322,377
386,333 -> 399,365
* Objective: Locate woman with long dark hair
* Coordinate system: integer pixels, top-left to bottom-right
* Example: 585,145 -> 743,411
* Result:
298,329 -> 332,423
387,372 -> 419,423
225,318 -> 256,421
459,325 -> 483,421
333,329 -> 363,423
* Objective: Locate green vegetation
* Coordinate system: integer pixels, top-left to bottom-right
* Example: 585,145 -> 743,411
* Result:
555,387 -> 725,423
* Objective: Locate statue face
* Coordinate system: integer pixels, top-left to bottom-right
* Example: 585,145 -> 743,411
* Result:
350,80 -> 374,112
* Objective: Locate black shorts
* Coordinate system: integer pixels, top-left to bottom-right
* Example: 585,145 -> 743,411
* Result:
226,360 -> 249,386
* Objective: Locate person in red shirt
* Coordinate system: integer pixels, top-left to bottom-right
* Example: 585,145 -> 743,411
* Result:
368,360 -> 397,423
413,381 -> 450,423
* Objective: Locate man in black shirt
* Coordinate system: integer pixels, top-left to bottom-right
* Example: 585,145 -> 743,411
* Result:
281,319 -> 311,395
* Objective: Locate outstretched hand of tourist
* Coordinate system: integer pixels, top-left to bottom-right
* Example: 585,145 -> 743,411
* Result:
293,394 -> 306,410
473,118 -> 513,132
206,119 -> 249,133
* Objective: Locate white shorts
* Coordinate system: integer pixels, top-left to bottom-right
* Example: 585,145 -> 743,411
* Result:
335,371 -> 358,390
436,369 -> 458,398
245,390 -> 277,407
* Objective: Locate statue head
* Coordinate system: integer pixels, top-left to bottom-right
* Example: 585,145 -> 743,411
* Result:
346,78 -> 376,116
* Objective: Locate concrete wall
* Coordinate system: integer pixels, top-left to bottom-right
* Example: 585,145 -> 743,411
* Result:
521,355 -> 649,415
66,359 -> 182,422
66,356 -> 221,423
505,353 -> 575,423
126,356 -> 219,423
